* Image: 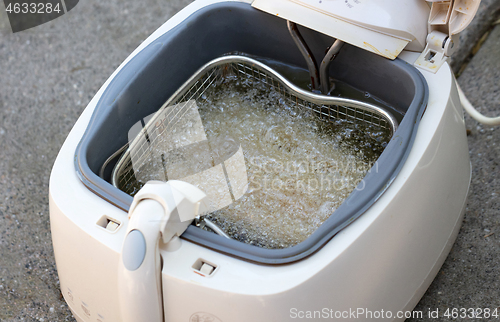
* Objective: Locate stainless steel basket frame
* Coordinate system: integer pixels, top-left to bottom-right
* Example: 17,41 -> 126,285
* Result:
111,55 -> 398,193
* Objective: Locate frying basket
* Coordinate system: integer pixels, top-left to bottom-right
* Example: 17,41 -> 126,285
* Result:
111,55 -> 398,195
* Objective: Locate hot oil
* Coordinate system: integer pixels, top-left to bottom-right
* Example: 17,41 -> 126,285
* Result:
193,72 -> 391,249
120,63 -> 392,249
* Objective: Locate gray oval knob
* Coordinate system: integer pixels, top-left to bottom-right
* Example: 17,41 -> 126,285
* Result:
122,230 -> 146,271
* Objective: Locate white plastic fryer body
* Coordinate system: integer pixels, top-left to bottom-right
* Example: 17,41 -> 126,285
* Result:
49,1 -> 471,321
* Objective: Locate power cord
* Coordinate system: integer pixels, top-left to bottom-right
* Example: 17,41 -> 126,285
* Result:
457,82 -> 500,126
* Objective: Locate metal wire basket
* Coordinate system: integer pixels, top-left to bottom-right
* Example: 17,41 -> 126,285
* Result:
111,55 -> 398,196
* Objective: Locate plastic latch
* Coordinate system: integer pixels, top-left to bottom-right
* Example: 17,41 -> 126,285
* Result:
200,263 -> 215,275
192,258 -> 218,277
106,220 -> 120,231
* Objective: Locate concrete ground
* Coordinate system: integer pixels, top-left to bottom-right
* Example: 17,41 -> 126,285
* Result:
0,1 -> 499,321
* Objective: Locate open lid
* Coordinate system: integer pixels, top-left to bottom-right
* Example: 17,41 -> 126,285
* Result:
252,0 -> 481,72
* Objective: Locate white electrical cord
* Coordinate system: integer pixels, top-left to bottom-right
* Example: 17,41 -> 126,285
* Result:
457,82 -> 500,125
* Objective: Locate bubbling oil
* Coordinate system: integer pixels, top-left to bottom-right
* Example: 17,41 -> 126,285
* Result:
121,69 -> 391,248
189,74 -> 391,249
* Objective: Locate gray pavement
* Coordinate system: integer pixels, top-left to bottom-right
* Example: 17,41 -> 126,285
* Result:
450,0 -> 500,74
0,1 -> 193,320
0,1 -> 499,321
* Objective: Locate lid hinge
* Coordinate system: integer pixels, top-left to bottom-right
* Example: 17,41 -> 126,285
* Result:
415,0 -> 481,73
414,31 -> 456,72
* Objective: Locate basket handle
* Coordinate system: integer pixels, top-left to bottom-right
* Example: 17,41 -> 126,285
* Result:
118,181 -> 207,322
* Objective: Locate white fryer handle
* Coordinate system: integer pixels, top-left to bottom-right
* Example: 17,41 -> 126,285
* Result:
118,181 -> 207,322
